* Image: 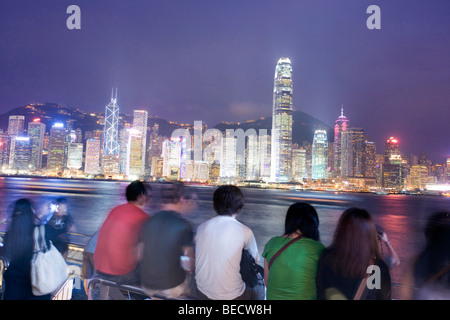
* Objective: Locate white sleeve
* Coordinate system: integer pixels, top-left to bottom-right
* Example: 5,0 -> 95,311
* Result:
243,227 -> 259,263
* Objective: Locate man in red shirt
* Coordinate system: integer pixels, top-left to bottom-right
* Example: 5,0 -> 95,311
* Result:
94,180 -> 150,287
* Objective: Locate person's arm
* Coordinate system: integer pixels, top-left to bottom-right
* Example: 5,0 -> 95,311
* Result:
380,232 -> 400,267
264,258 -> 269,286
182,245 -> 195,273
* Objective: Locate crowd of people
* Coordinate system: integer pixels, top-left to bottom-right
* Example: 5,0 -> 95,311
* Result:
0,180 -> 449,300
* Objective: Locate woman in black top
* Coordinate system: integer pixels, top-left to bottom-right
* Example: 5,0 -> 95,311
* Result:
316,208 -> 391,300
2,199 -> 51,300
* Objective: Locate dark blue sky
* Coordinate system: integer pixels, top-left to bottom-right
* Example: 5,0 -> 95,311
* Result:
1,1 -> 449,162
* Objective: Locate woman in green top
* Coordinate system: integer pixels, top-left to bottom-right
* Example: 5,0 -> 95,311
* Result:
262,202 -> 325,300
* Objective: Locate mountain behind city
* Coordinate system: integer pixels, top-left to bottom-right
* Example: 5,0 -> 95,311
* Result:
0,103 -> 333,146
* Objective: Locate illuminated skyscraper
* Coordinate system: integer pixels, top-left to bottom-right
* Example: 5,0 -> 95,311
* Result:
132,110 -> 148,176
0,134 -> 11,171
220,136 -> 237,179
382,137 -> 406,189
292,147 -> 306,182
47,123 -> 66,172
67,143 -> 83,170
271,57 -> 293,182
102,88 -> 120,175
127,129 -> 144,178
7,115 -> 25,136
28,118 -> 46,170
341,128 -> 365,178
85,138 -> 101,175
311,130 -> 328,180
12,137 -> 31,171
333,105 -> 349,178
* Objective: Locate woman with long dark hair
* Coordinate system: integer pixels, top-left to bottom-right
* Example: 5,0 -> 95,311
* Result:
316,207 -> 391,300
262,202 -> 325,299
2,199 -> 51,300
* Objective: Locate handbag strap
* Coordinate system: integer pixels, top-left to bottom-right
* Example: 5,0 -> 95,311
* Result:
353,276 -> 369,300
268,236 -> 303,269
424,264 -> 450,286
33,225 -> 48,254
353,258 -> 376,300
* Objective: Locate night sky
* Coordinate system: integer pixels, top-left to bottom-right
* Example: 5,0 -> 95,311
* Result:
1,1 -> 449,162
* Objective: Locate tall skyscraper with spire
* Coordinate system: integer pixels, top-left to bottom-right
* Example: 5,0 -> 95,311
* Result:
333,105 -> 349,178
270,57 -> 293,182
102,88 -> 120,176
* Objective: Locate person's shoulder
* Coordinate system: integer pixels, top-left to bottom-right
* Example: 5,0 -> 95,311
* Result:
302,238 -> 326,250
263,236 -> 284,250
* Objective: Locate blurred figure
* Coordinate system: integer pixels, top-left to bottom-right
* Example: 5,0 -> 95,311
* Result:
140,181 -> 195,299
45,197 -> 75,257
317,208 -> 391,300
181,190 -> 198,215
262,202 -> 325,300
401,211 -> 450,300
2,199 -> 51,300
195,185 -> 265,300
94,180 -> 150,297
376,224 -> 400,269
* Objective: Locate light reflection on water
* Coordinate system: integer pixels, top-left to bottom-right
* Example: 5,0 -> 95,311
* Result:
1,177 -> 449,292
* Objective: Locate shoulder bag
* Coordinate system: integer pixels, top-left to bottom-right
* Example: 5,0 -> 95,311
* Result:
31,225 -> 69,296
240,249 -> 264,288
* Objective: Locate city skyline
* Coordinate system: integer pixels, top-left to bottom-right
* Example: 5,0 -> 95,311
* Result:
1,1 -> 449,163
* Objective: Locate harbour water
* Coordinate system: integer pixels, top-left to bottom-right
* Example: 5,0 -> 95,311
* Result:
1,176 -> 449,298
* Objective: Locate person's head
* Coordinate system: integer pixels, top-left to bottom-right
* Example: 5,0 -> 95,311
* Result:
180,191 -> 198,214
55,197 -> 68,215
126,180 -> 148,207
4,199 -> 37,260
213,185 -> 244,216
160,181 -> 185,205
328,207 -> 381,278
284,202 -> 320,241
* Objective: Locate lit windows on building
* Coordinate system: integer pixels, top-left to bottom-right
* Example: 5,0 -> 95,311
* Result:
271,57 -> 293,182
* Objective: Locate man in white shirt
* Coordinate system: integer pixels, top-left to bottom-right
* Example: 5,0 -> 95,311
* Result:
195,185 -> 265,300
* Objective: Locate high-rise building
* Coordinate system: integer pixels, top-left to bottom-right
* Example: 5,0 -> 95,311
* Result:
127,129 -> 144,178
132,110 -> 148,176
382,137 -> 406,189
446,156 -> 450,183
311,130 -> 328,180
220,135 -> 237,179
47,123 -> 66,173
7,115 -> 25,137
162,137 -> 182,181
409,165 -> 429,189
67,143 -> 83,171
363,139 -> 377,178
28,118 -> 46,170
259,134 -> 271,180
12,137 -> 31,171
341,128 -> 365,178
245,134 -> 260,180
0,134 -> 11,171
102,88 -> 120,176
333,106 -> 349,178
292,147 -> 306,182
271,57 -> 293,182
384,137 -> 401,164
119,125 -> 131,175
85,139 -> 101,175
